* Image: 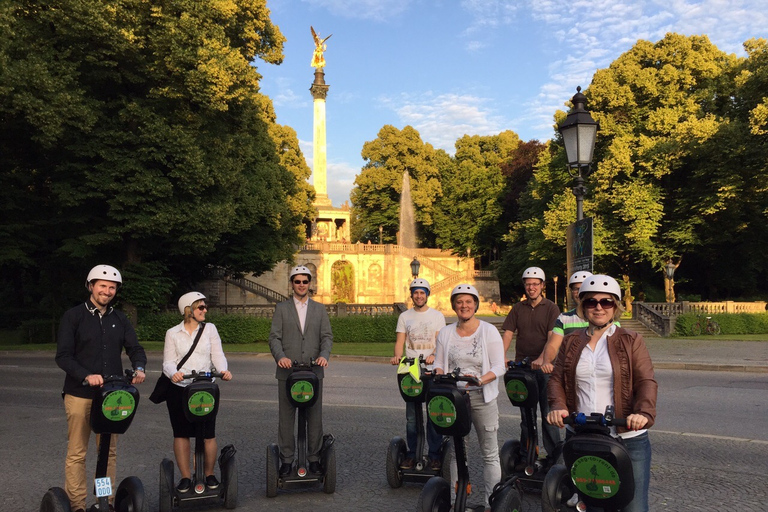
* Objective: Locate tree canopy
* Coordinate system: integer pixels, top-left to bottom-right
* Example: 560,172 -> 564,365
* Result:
0,0 -> 312,320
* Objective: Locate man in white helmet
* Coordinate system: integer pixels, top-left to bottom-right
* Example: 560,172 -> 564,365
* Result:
55,265 -> 147,512
501,266 -> 561,470
269,265 -> 333,477
533,271 -> 592,374
390,278 -> 446,471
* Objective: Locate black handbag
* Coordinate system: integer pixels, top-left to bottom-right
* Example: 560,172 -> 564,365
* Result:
149,322 -> 206,404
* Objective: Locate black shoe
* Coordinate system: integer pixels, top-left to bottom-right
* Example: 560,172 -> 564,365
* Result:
279,462 -> 293,476
176,477 -> 192,493
309,461 -> 322,474
205,474 -> 220,489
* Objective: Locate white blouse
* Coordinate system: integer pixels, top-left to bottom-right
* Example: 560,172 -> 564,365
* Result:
163,322 -> 228,387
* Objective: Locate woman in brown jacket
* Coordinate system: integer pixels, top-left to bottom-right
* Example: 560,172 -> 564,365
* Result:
547,274 -> 657,512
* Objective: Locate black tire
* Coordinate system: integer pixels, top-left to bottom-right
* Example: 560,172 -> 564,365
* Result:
691,322 -> 702,336
115,476 -> 146,512
265,444 -> 279,498
417,477 -> 452,512
439,438 -> 453,482
222,452 -> 238,509
500,439 -> 521,481
709,321 -> 721,335
159,459 -> 174,512
490,484 -> 523,512
386,437 -> 406,488
40,487 -> 70,512
541,464 -> 571,512
323,443 -> 337,494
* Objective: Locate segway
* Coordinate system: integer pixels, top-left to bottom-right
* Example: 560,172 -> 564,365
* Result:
417,368 -> 521,512
541,406 -> 635,512
40,370 -> 145,512
499,358 -> 563,491
158,371 -> 237,511
265,361 -> 336,497
387,355 -> 452,488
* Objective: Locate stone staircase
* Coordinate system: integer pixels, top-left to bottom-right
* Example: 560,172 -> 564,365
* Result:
617,318 -> 659,338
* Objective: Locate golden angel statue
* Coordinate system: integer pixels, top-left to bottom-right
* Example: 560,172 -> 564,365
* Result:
310,26 -> 332,68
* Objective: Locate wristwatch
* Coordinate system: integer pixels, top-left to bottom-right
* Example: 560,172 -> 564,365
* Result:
132,367 -> 145,377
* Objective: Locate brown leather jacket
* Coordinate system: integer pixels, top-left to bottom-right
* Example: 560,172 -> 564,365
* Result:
547,327 -> 657,433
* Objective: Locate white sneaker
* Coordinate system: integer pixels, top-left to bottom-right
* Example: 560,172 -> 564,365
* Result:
566,492 -> 580,507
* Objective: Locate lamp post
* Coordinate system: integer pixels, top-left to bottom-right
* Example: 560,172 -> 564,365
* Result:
410,256 -> 421,279
558,86 -> 598,221
379,224 -> 383,245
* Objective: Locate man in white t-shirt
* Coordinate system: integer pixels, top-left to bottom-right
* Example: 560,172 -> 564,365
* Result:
390,278 -> 446,470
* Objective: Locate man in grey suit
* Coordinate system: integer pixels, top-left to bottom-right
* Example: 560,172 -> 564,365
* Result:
269,265 -> 333,476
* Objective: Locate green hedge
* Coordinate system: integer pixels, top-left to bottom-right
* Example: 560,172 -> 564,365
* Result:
136,312 -> 398,344
674,312 -> 768,336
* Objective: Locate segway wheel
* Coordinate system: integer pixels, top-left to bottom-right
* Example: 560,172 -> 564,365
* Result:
386,436 -> 406,488
541,464 -> 571,512
115,476 -> 146,512
417,477 -> 451,512
222,451 -> 238,509
265,444 -> 279,498
439,438 -> 453,482
159,459 -> 175,512
40,487 -> 70,512
323,442 -> 337,494
490,484 -> 522,512
500,439 -> 521,481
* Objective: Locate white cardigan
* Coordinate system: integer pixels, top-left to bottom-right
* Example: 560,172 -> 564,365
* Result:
433,320 -> 506,403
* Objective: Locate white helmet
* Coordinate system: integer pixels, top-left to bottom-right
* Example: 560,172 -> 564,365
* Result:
568,271 -> 593,286
178,292 -> 206,315
579,275 -> 621,300
85,265 -> 122,289
522,266 -> 545,282
451,283 -> 480,312
409,278 -> 431,294
289,265 -> 312,281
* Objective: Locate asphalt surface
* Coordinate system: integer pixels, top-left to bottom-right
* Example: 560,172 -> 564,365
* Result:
3,337 -> 767,512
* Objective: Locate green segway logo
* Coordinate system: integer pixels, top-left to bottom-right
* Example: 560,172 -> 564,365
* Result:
570,455 -> 620,499
291,381 -> 315,402
188,391 -> 216,416
400,374 -> 423,397
427,396 -> 456,428
506,379 -> 528,403
101,390 -> 135,421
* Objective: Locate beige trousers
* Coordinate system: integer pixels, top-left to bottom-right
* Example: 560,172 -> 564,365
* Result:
63,394 -> 117,510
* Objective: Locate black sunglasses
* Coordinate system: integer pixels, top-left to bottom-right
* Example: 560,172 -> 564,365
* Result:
582,298 -> 616,310
293,280 -> 309,285
197,305 -> 208,311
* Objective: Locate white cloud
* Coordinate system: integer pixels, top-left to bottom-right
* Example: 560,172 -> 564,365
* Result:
380,92 -> 508,152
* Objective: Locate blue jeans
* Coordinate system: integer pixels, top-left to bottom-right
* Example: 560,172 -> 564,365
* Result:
567,430 -> 651,512
406,401 -> 443,460
519,370 -> 561,462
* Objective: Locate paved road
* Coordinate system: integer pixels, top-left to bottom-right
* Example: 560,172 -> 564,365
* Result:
3,352 -> 768,511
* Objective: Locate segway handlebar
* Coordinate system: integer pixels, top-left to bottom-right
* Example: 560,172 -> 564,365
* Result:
181,370 -> 226,381
506,356 -> 532,370
82,369 -> 136,386
563,406 -> 628,428
432,367 -> 482,387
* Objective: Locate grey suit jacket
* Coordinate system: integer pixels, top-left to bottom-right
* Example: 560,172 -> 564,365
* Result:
269,297 -> 333,380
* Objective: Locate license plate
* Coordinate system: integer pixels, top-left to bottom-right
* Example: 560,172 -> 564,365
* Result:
95,477 -> 112,498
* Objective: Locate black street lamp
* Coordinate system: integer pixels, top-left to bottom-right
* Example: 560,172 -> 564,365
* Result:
410,256 -> 421,279
558,86 -> 598,221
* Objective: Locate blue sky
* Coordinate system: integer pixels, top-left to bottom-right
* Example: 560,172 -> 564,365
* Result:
257,0 -> 767,206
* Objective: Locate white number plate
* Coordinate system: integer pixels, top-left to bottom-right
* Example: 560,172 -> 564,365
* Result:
95,477 -> 112,498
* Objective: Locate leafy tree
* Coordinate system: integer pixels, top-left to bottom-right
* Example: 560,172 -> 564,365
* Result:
0,0 -> 310,321
350,125 -> 443,245
433,131 -> 520,262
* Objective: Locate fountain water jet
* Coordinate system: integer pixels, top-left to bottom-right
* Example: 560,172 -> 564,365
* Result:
399,171 -> 417,249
